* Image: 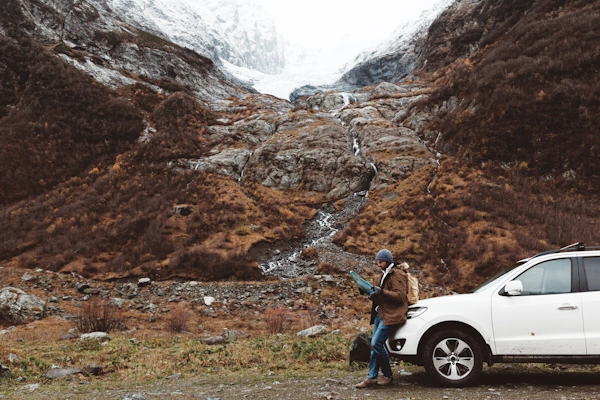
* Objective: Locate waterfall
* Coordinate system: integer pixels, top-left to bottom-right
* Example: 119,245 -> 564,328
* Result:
340,93 -> 356,107
353,137 -> 360,155
237,150 -> 253,183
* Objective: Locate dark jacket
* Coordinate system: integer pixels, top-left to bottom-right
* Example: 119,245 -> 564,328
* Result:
370,265 -> 409,326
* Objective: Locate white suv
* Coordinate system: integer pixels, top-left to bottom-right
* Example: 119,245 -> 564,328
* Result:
386,243 -> 600,386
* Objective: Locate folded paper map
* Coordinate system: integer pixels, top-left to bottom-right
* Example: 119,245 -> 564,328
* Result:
350,271 -> 374,296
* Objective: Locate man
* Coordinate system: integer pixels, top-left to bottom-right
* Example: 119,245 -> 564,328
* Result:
356,249 -> 409,389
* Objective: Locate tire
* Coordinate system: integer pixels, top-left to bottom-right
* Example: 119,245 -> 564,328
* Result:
422,329 -> 483,387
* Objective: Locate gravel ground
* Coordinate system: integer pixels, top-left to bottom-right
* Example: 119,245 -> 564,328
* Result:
5,364 -> 600,400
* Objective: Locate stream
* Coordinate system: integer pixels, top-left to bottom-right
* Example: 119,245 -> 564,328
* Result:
258,191 -> 370,278
257,92 -> 376,278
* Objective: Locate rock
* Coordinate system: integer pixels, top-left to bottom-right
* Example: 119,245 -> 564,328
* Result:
295,287 -> 313,294
23,383 -> 40,392
297,325 -> 327,337
21,272 -> 37,282
43,368 -> 85,379
349,332 -> 372,364
188,281 -> 200,287
7,353 -> 20,363
201,336 -> 226,345
123,394 -> 147,400
201,329 -> 229,345
111,298 -> 125,309
84,363 -> 103,376
80,332 -> 111,342
172,204 -> 193,216
203,296 -> 215,306
76,283 -> 92,293
289,85 -> 323,103
190,148 -> 253,181
138,278 -> 151,286
0,287 -> 46,324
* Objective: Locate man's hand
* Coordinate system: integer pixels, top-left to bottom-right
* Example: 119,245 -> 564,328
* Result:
369,286 -> 382,299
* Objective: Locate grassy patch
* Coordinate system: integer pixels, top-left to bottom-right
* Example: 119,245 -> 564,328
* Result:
0,333 -> 351,393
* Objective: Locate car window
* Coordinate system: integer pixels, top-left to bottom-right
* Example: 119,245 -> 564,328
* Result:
514,258 -> 572,295
473,262 -> 524,293
583,257 -> 600,291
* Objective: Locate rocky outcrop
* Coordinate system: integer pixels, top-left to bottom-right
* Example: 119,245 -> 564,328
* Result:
296,82 -> 439,193
0,287 -> 46,324
242,111 -> 374,199
16,0 -> 248,103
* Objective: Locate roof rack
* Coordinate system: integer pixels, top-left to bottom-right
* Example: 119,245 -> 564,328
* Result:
529,242 -> 600,260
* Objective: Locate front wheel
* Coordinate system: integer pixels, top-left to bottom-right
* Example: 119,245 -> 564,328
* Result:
422,329 -> 483,387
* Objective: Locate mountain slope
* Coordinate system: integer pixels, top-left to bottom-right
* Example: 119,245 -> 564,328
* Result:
1,0 -> 600,294
422,0 -> 600,194
106,0 -> 286,74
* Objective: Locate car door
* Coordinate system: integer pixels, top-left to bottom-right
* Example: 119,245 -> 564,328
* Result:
491,257 -> 586,355
580,256 -> 600,354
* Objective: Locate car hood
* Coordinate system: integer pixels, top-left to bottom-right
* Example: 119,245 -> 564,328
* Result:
410,292 -> 479,307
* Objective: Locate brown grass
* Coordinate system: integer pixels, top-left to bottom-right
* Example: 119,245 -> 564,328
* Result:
262,307 -> 293,334
76,298 -> 124,333
167,304 -> 192,333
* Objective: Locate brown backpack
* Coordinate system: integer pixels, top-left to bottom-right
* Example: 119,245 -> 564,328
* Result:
399,262 -> 419,305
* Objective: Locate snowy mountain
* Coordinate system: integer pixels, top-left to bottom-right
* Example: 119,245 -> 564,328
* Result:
338,0 -> 454,88
347,0 -> 454,69
107,0 -> 286,74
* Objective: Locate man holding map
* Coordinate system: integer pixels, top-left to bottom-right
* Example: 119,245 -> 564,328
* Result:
355,249 -> 409,389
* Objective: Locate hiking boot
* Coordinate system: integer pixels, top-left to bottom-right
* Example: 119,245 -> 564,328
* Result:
377,375 -> 393,386
355,378 -> 378,388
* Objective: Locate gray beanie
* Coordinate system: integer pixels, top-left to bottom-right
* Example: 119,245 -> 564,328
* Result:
375,249 -> 393,263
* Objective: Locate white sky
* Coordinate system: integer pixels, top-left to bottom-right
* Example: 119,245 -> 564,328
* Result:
260,0 -> 441,50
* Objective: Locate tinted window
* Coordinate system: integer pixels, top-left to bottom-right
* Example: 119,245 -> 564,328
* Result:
515,258 -> 572,295
583,257 -> 600,291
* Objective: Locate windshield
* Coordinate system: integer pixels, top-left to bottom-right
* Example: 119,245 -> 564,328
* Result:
472,262 -> 525,293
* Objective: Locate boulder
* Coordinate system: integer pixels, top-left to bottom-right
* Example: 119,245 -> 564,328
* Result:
43,368 -> 85,379
0,287 -> 46,324
297,325 -> 327,337
349,332 -> 372,364
80,332 -> 111,342
123,394 -> 147,400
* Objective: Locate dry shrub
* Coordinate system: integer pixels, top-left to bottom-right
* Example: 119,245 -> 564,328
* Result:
300,247 -> 317,260
299,309 -> 321,330
76,298 -> 124,333
169,245 -> 261,280
168,304 -> 191,334
317,262 -> 343,275
263,307 -> 292,334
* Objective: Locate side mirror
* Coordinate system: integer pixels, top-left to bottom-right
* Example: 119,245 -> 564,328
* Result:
504,280 -> 523,296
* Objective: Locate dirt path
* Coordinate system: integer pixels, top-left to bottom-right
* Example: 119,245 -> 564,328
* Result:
6,364 -> 600,400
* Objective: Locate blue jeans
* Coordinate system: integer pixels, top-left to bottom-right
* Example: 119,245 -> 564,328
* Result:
368,314 -> 394,379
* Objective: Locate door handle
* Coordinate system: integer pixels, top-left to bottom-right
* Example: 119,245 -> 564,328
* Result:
557,305 -> 578,310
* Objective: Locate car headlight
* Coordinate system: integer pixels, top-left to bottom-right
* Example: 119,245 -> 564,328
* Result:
407,306 -> 427,319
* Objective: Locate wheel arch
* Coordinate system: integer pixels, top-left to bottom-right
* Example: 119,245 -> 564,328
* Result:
417,321 -> 493,366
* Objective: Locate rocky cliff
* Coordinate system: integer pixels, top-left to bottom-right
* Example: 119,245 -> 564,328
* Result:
1,0 -> 599,294
106,0 -> 287,74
